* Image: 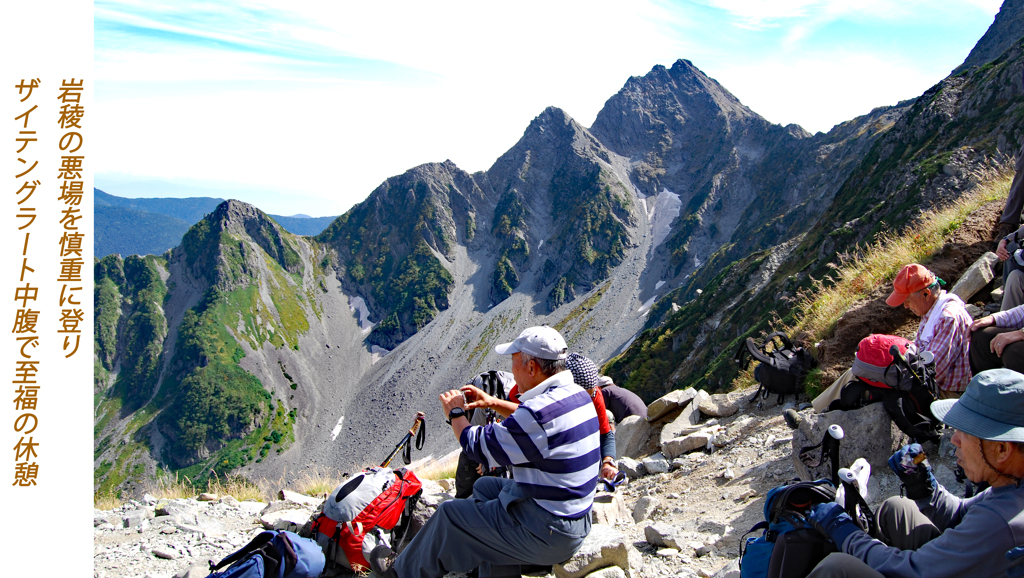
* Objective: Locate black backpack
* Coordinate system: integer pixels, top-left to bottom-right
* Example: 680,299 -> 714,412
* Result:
830,335 -> 942,444
736,332 -> 817,405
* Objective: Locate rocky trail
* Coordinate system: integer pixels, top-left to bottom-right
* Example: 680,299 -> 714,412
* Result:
92,382 -> 970,578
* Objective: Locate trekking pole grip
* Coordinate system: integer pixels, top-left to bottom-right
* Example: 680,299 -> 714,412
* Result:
409,411 -> 425,436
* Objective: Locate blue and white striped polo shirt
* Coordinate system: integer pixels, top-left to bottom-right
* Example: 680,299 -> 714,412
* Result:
460,369 -> 600,518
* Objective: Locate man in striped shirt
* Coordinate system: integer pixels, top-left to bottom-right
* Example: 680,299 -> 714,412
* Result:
370,326 -> 599,578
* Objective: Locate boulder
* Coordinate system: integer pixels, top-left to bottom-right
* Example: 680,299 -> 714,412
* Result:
279,489 -> 320,506
644,521 -> 682,549
950,252 -> 999,301
616,415 -> 652,458
173,564 -> 210,578
259,508 -> 311,531
152,547 -> 179,560
711,559 -> 740,578
123,509 -> 154,528
632,496 -> 660,523
618,457 -> 646,479
661,413 -> 717,446
647,388 -> 698,421
555,524 -> 635,578
717,415 -> 757,446
792,403 -> 904,481
679,390 -> 710,426
585,567 -> 627,578
662,430 -> 715,459
641,453 -> 670,475
698,392 -> 745,418
592,493 -> 632,526
197,493 -> 218,502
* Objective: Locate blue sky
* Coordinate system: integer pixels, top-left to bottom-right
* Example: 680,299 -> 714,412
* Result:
94,0 -> 1004,217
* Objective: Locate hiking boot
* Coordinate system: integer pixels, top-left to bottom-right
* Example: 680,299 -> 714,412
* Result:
783,408 -> 802,430
368,544 -> 399,578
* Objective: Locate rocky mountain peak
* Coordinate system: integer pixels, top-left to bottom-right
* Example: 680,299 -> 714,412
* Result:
954,0 -> 1024,74
177,199 -> 302,291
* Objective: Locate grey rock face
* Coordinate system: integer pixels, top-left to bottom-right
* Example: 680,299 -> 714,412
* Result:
616,415 -> 652,458
792,403 -> 904,480
647,388 -> 698,421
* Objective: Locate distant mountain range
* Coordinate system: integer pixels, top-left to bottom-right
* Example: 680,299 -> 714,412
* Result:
93,1 -> 1024,497
94,189 -> 338,257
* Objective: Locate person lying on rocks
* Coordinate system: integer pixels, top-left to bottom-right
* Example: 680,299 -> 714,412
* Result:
597,375 -> 647,424
460,353 -> 620,482
969,302 -> 1024,375
805,368 -> 1024,578
369,326 -> 599,578
813,263 -> 972,411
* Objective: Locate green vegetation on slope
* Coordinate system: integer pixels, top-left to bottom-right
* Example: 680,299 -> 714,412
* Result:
318,176 -> 457,349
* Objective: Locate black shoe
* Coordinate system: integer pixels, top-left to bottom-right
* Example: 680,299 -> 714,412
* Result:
368,544 -> 399,578
783,408 -> 801,430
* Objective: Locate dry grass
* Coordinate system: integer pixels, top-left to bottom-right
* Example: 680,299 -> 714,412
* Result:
291,466 -> 347,498
94,491 -> 123,510
147,472 -> 269,502
792,174 -> 1011,346
410,449 -> 460,481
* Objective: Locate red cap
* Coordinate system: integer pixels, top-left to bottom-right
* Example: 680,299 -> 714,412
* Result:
886,264 -> 935,306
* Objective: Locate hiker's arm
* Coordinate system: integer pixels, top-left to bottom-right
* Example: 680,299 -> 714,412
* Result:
925,315 -> 969,392
462,384 -> 518,418
993,304 -> 1024,329
440,389 -> 470,440
459,407 -> 539,469
916,482 -> 971,530
845,496 -> 1013,578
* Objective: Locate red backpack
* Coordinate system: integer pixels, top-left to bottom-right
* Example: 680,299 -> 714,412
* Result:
309,467 -> 422,572
840,334 -> 941,443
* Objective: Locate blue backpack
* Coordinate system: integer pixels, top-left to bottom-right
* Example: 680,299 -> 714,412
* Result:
208,530 -> 325,578
740,480 -> 837,578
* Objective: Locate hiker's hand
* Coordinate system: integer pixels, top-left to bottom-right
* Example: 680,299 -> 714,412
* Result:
440,389 -> 467,415
1006,546 -> 1024,577
808,502 -> 860,546
971,316 -> 996,332
991,330 -> 1024,356
998,238 -> 1010,260
601,461 -> 618,480
461,385 -> 495,410
888,444 -> 936,500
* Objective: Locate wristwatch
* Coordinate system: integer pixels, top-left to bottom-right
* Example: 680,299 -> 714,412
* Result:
447,407 -> 467,425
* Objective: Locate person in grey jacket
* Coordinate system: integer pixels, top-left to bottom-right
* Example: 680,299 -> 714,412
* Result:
806,368 -> 1024,578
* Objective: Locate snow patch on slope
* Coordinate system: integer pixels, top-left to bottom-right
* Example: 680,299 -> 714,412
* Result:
649,189 -> 681,249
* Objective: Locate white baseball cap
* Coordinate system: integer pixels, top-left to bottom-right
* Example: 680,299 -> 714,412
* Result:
494,326 -> 568,360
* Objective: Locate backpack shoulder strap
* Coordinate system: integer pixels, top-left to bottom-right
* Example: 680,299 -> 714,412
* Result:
210,531 -> 275,573
764,331 -> 795,352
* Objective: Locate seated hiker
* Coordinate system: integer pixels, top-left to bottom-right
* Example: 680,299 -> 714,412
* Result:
997,226 -> 1024,311
369,326 -> 598,578
804,368 -> 1024,578
462,353 -> 619,481
597,375 -> 647,424
813,263 -> 971,411
969,305 -> 1024,375
453,370 -> 515,500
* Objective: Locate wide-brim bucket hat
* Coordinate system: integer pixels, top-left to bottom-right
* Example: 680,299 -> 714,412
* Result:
932,368 -> 1024,442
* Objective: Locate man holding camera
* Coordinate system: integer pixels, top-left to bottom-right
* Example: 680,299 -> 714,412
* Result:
370,326 -> 599,578
806,368 -> 1024,578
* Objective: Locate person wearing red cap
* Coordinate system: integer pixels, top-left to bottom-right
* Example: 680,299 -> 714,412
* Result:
814,264 -> 971,410
885,264 -> 972,396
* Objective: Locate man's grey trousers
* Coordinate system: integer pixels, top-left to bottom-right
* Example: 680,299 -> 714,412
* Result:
394,476 -> 590,578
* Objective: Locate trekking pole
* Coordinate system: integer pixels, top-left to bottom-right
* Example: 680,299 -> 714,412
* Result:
798,424 -> 844,486
381,412 -> 426,468
838,467 -> 876,534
